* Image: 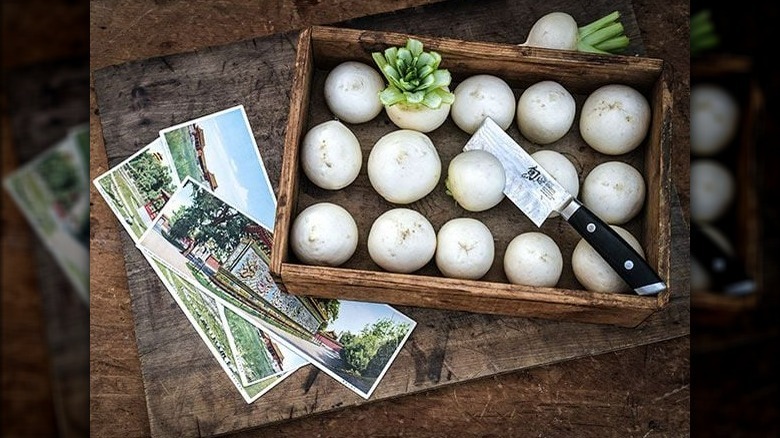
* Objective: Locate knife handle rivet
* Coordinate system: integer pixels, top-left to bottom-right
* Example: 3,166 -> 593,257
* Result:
586,223 -> 596,233
624,260 -> 634,270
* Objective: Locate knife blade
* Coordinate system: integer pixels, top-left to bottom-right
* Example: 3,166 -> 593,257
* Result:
690,221 -> 755,296
463,117 -> 666,296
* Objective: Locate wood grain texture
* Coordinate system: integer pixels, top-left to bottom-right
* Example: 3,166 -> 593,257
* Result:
3,58 -> 90,438
90,0 -> 691,436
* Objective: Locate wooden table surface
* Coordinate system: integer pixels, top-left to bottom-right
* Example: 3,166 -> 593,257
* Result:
89,1 -> 690,437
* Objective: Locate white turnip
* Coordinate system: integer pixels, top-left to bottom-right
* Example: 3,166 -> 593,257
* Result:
367,129 -> 441,204
503,232 -> 563,287
516,80 -> 576,145
581,161 -> 645,224
690,159 -> 735,222
572,225 -> 644,293
324,61 -> 385,124
291,202 -> 358,266
530,150 -> 579,218
450,74 -> 516,134
300,120 -> 362,190
445,150 -> 505,212
367,208 -> 436,273
691,84 -> 739,156
435,218 -> 495,280
521,11 -> 630,54
579,84 -> 651,155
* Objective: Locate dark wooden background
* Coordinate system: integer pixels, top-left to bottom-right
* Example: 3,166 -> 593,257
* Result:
5,0 -> 774,437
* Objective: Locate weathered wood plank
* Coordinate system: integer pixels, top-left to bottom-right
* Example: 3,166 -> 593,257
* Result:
92,0 -> 689,436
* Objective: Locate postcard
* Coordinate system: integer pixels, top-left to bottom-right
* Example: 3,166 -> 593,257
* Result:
143,250 -> 307,403
158,105 -> 277,230
138,178 -> 417,399
4,133 -> 90,303
93,137 -> 180,242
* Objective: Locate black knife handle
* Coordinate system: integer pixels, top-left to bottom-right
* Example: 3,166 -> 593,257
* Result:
562,199 -> 666,295
690,221 -> 755,295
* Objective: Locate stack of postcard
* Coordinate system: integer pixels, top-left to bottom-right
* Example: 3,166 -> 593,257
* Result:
93,105 -> 416,402
4,125 -> 90,304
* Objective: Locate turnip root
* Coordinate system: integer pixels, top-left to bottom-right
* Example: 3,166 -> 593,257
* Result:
691,84 -> 739,156
579,84 -> 651,155
300,120 -> 362,190
503,232 -> 563,287
445,150 -> 505,212
372,38 -> 455,132
572,225 -> 644,293
581,161 -> 645,224
451,75 -> 516,134
516,80 -> 576,145
690,159 -> 735,222
324,61 -> 385,124
530,150 -> 579,218
521,11 -> 630,54
291,202 -> 358,266
367,208 -> 436,273
367,129 -> 441,204
435,218 -> 495,280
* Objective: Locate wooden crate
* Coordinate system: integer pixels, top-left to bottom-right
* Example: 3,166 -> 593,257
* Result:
271,26 -> 673,328
691,54 -> 763,313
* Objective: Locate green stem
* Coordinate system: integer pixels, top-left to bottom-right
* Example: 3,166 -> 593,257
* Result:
593,36 -> 630,52
577,11 -> 628,54
578,11 -> 621,39
580,22 -> 624,46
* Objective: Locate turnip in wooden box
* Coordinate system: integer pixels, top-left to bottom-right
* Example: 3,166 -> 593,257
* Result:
271,26 -> 673,328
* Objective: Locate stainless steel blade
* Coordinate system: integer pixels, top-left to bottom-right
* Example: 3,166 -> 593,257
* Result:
463,118 -> 572,227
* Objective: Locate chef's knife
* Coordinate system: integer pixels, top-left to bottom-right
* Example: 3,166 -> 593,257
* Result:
690,221 -> 755,295
464,117 -> 666,296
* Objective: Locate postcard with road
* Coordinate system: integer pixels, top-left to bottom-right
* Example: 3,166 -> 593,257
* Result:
138,178 -> 417,399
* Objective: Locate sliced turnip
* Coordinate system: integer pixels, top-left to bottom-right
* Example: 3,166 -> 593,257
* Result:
324,61 -> 385,124
520,11 -> 630,54
367,129 -> 441,204
580,84 -> 651,155
516,80 -> 576,145
445,150 -> 505,212
291,202 -> 358,266
581,161 -> 646,224
572,225 -> 644,293
300,120 -> 361,190
367,208 -> 436,273
451,74 -> 516,134
503,232 -> 563,287
435,218 -> 495,280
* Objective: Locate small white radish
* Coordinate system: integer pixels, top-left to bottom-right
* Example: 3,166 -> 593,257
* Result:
384,99 -> 451,133
300,120 -> 362,190
445,150 -> 505,212
451,74 -> 516,134
690,159 -> 735,222
581,161 -> 645,224
291,202 -> 358,266
520,11 -> 630,54
530,150 -> 579,218
367,129 -> 441,204
580,84 -> 651,155
503,232 -> 563,287
516,80 -> 576,145
572,225 -> 644,293
324,61 -> 385,124
691,84 -> 740,156
435,218 -> 495,280
367,208 -> 436,273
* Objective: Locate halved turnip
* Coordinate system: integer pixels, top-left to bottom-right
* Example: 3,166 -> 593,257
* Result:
579,84 -> 651,155
300,120 -> 361,190
451,74 -> 516,134
367,208 -> 436,273
435,218 -> 495,280
445,150 -> 505,212
367,129 -> 441,204
503,232 -> 563,287
516,80 -> 576,145
324,61 -> 385,124
291,202 -> 358,266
